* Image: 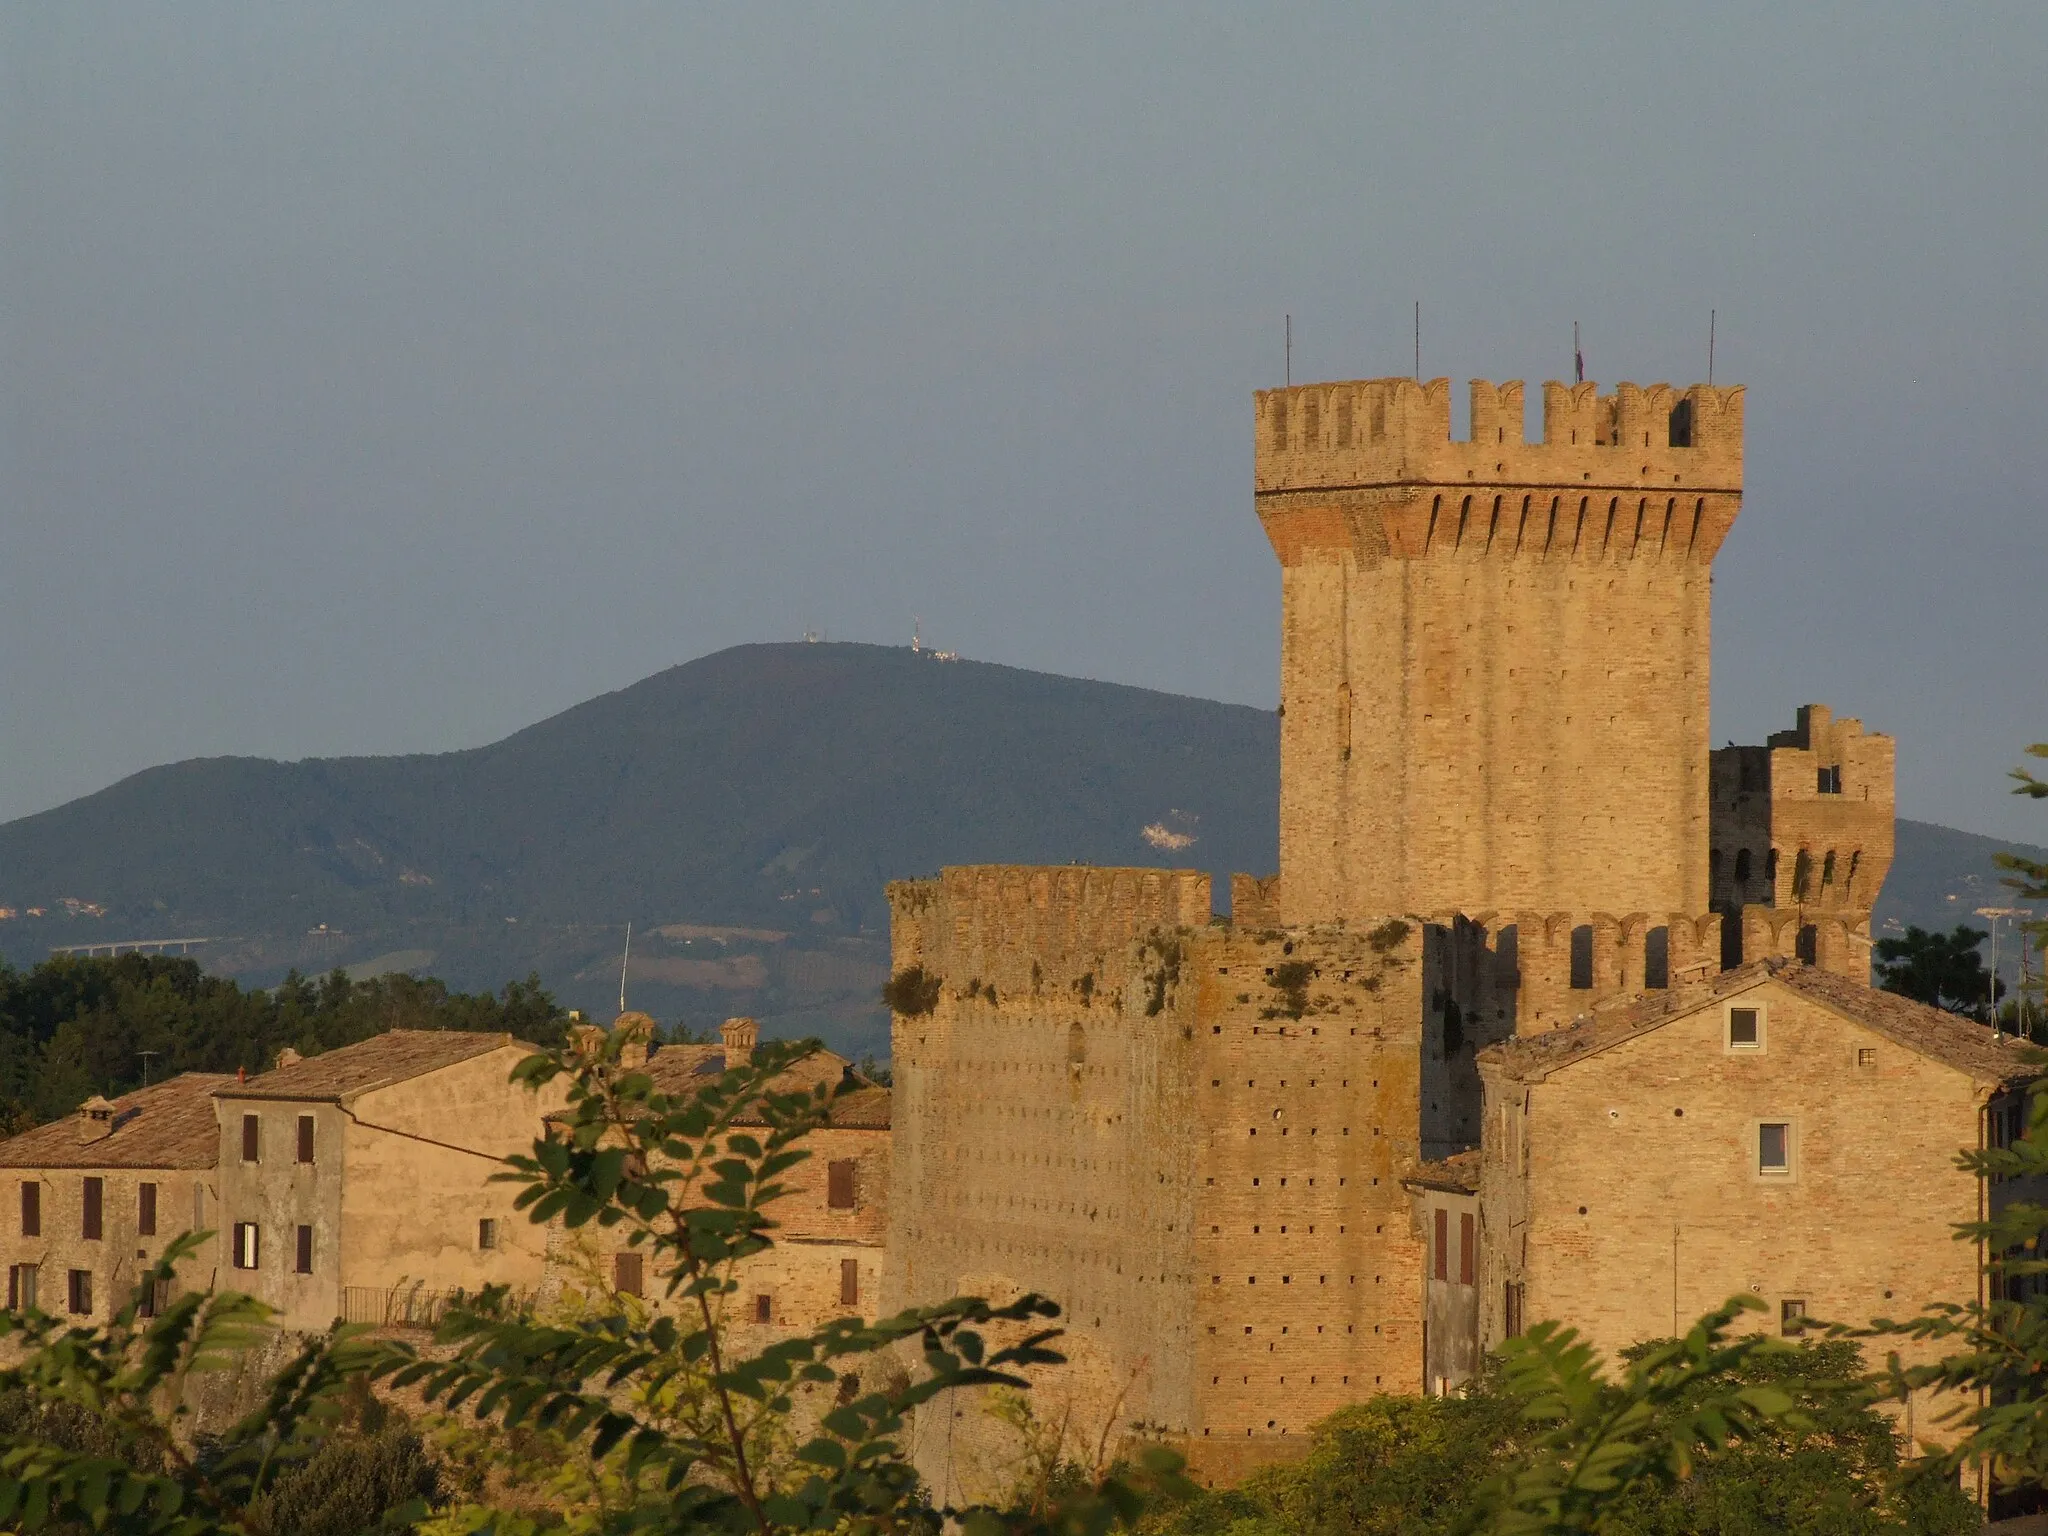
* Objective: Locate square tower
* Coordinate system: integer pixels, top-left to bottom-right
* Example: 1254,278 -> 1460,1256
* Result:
1255,377 -> 1745,928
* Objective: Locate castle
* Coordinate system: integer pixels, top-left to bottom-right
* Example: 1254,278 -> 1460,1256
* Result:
883,373 -> 2028,1492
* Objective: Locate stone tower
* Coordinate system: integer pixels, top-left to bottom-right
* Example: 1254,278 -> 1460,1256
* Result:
1254,377 -> 1745,928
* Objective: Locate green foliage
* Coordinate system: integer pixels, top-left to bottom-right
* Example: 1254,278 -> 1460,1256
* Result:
1262,961 -> 1314,1020
250,1424 -> 439,1536
0,954 -> 569,1127
372,1026 -> 1194,1533
0,1233 -> 406,1534
1141,933 -> 1186,1018
880,965 -> 942,1018
1873,926 -> 1996,1018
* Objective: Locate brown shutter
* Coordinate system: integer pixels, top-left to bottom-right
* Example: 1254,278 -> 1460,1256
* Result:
840,1258 -> 860,1307
827,1160 -> 856,1210
21,1181 -> 38,1238
1433,1208 -> 1448,1281
82,1178 -> 102,1241
138,1183 -> 157,1237
242,1114 -> 260,1163
297,1115 -> 315,1164
754,1293 -> 772,1323
295,1225 -> 313,1274
613,1252 -> 643,1297
1459,1211 -> 1475,1285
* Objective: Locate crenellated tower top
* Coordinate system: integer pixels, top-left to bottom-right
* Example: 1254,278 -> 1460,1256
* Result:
1255,378 -> 1743,499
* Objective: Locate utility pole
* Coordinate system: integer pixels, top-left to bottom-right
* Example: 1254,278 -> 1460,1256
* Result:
1979,908 -> 2026,1038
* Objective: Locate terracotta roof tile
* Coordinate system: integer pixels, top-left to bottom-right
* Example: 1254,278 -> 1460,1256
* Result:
0,1073 -> 235,1170
1402,1149 -> 1480,1194
215,1030 -> 522,1103
1480,959 -> 2039,1089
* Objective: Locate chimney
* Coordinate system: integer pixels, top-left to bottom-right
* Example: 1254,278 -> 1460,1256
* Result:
274,1047 -> 303,1070
610,1011 -> 655,1070
720,1017 -> 759,1068
237,1065 -> 247,1085
76,1095 -> 116,1145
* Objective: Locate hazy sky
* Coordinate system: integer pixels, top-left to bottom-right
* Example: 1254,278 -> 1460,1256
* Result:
5,5 -> 2045,841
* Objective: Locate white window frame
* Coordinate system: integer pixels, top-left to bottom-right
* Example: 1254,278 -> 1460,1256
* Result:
1725,1001 -> 1767,1054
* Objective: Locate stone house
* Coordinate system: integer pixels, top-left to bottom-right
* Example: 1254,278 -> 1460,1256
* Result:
1476,959 -> 2036,1434
211,1030 -> 559,1331
0,1073 -> 232,1321
1403,1151 -> 1481,1398
543,1015 -> 891,1338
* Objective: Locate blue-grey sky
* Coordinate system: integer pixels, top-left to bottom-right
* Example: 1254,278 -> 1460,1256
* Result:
4,4 -> 2045,841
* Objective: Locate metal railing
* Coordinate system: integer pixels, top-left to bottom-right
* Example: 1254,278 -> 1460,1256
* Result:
340,1283 -> 460,1330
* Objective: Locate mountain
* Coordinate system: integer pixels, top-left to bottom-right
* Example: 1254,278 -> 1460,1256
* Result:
2,642 -> 2039,1056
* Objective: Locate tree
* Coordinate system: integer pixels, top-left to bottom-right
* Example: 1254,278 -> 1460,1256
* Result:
1874,926 -> 1996,1019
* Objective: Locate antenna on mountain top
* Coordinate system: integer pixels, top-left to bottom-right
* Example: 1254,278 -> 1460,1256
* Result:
618,923 -> 632,1015
911,617 -> 922,654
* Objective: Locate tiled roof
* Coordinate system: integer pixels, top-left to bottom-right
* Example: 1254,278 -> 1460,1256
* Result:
1402,1149 -> 1480,1194
0,1073 -> 235,1170
1480,959 -> 2040,1089
215,1030 -> 522,1103
549,1041 -> 890,1129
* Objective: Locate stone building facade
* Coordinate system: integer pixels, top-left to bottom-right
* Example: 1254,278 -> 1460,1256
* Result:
541,1014 -> 892,1340
883,368 -> 1965,1490
0,1073 -> 231,1321
211,1030 -> 560,1331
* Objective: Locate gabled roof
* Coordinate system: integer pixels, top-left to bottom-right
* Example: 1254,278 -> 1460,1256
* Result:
214,1030 -> 524,1103
551,1041 -> 890,1129
0,1073 -> 236,1170
1480,959 -> 2039,1090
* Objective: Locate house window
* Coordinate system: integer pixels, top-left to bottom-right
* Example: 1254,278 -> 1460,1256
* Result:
19,1181 -> 37,1238
613,1252 -> 642,1297
8,1264 -> 37,1311
232,1223 -> 260,1270
754,1293 -> 773,1324
1433,1208 -> 1448,1281
827,1160 -> 856,1210
297,1115 -> 315,1164
137,1277 -> 166,1319
241,1114 -> 260,1164
478,1219 -> 497,1251
1503,1282 -> 1524,1339
1781,1299 -> 1807,1336
138,1182 -> 157,1237
294,1225 -> 313,1275
1857,1047 -> 1876,1068
1459,1212 -> 1475,1286
67,1269 -> 92,1316
1728,1006 -> 1762,1050
82,1177 -> 102,1241
1758,1122 -> 1792,1176
840,1258 -> 860,1308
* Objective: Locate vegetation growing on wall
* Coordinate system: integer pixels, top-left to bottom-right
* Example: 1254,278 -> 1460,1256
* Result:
879,964 -> 942,1017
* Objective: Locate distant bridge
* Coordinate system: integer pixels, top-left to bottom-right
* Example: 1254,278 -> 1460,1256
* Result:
49,937 -> 221,958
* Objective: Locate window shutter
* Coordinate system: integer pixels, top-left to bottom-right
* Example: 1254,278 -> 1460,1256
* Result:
613,1252 -> 642,1297
1459,1211 -> 1475,1285
840,1258 -> 860,1307
295,1225 -> 313,1274
138,1182 -> 157,1237
827,1161 -> 856,1210
82,1178 -> 102,1241
297,1116 -> 315,1164
1433,1208 -> 1448,1281
754,1293 -> 772,1324
242,1115 -> 260,1163
21,1181 -> 39,1238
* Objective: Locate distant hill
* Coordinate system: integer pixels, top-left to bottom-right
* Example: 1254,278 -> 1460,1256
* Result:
1,642 -> 2038,1056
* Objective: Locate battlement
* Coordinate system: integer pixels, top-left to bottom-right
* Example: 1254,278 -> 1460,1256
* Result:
1254,377 -> 1744,499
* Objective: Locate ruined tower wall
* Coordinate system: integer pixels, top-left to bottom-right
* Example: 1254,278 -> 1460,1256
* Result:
1256,378 -> 1744,931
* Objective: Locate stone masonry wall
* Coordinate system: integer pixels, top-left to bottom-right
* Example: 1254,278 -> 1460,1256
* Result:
1256,378 -> 1743,952
1479,977 -> 1985,1442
